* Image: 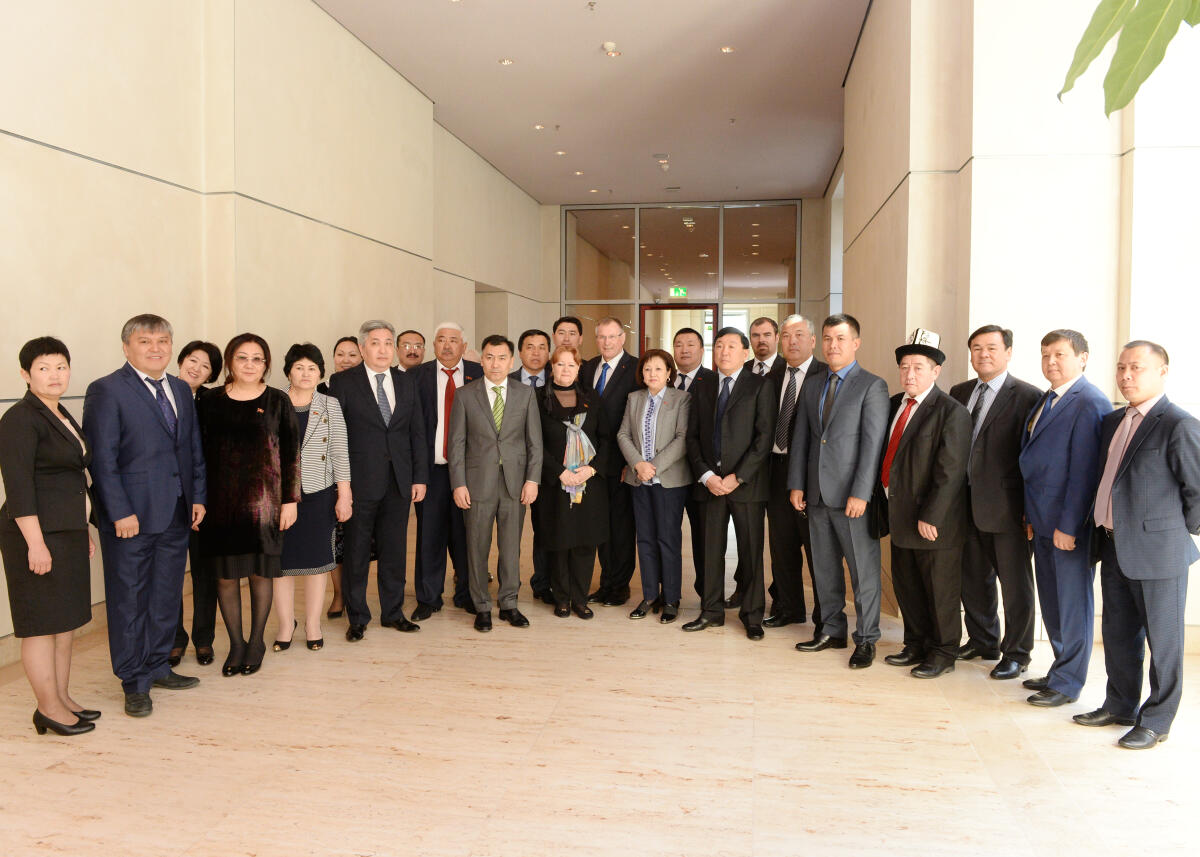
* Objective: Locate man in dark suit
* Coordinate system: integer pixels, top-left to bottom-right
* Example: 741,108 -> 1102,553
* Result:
84,314 -> 207,717
789,313 -> 890,669
1074,340 -> 1200,749
764,314 -> 825,631
511,328 -> 553,604
745,316 -> 781,378
411,322 -> 480,621
328,320 -> 428,641
582,316 -> 639,606
1018,329 -> 1111,707
682,326 -> 777,640
396,329 -> 426,371
949,325 -> 1042,679
673,327 -> 718,601
877,330 -> 971,678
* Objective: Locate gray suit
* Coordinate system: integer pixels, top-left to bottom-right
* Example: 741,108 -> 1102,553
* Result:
448,377 -> 543,612
617,387 -> 693,488
788,361 -> 890,643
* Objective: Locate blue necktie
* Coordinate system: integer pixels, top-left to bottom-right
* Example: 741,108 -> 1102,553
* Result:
147,377 -> 177,437
596,362 -> 610,395
642,395 -> 657,461
375,373 -> 392,424
713,376 -> 732,463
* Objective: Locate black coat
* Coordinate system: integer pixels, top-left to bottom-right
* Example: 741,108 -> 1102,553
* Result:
686,370 -> 777,504
580,352 -> 638,477
949,374 -> 1042,534
0,392 -> 92,533
535,387 -> 609,550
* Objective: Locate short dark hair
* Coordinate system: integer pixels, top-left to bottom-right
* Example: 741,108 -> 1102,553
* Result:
518,329 -> 551,350
823,313 -> 861,337
636,349 -> 678,389
396,329 -> 425,344
283,342 -> 326,378
480,334 -> 514,356
177,340 -> 223,384
673,327 -> 703,344
714,326 -> 750,349
1041,329 -> 1089,355
19,337 -> 70,372
1122,339 -> 1170,365
223,333 -> 272,383
333,335 -> 360,351
749,316 -> 779,334
553,316 -> 583,336
967,324 -> 1013,350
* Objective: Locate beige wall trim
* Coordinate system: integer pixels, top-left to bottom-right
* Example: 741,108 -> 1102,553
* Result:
842,157 -> 973,255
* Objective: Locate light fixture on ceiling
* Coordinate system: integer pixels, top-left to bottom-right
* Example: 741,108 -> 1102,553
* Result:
573,170 -> 583,176
621,225 -> 629,229
721,46 -> 735,53
602,41 -> 621,57
751,243 -> 759,247
589,188 -> 599,193
751,233 -> 760,237
751,222 -> 760,227
707,271 -> 716,276
555,150 -> 567,156
698,252 -> 709,258
751,251 -> 759,256
533,124 -> 545,130
499,58 -> 514,65
665,186 -> 680,192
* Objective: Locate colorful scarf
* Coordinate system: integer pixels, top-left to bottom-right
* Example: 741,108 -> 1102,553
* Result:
562,412 -> 597,505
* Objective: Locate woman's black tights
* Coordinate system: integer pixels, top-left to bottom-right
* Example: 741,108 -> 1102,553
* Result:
216,574 -> 274,670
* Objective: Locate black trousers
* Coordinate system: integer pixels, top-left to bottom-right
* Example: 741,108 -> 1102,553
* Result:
414,464 -> 470,609
528,495 -> 552,597
551,545 -> 597,608
699,495 -> 765,626
685,495 -> 707,599
891,544 -> 963,666
596,475 -> 636,597
344,479 -> 411,626
765,453 -> 816,623
961,508 -> 1035,663
173,532 -> 218,650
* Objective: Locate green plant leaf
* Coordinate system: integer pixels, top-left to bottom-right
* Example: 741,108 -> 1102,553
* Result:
1058,0 -> 1137,100
1186,0 -> 1200,24
1103,0 -> 1189,114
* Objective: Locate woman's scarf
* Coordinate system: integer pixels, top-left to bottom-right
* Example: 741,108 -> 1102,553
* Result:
562,412 -> 596,505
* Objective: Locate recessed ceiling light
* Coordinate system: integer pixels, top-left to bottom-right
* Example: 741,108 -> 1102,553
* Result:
555,150 -> 567,156
751,251 -> 759,255
574,170 -> 583,176
751,223 -> 760,227
603,41 -> 622,57
533,124 -> 545,130
751,243 -> 759,247
621,225 -> 629,229
721,46 -> 735,53
751,233 -> 760,237
751,271 -> 759,275
589,188 -> 598,193
645,253 -> 653,257
698,252 -> 709,258
707,271 -> 716,276
499,58 -> 514,65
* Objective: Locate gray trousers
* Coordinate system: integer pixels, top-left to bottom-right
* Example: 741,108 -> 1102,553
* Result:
464,493 -> 525,613
807,502 -> 882,644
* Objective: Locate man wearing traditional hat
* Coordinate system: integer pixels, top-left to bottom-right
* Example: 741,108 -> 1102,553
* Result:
877,330 -> 972,678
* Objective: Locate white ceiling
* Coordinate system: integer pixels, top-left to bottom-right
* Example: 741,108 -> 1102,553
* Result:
314,0 -> 868,205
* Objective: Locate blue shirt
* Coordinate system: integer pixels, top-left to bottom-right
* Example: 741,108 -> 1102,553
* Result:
818,360 -> 856,424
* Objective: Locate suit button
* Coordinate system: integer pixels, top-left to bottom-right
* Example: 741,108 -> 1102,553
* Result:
323,437 -> 328,442
321,455 -> 326,461
821,439 -> 826,444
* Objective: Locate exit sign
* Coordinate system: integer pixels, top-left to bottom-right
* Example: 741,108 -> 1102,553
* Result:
669,286 -> 687,297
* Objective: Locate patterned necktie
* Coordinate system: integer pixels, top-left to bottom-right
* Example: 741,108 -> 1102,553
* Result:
442,368 -> 456,458
713,376 -> 732,463
756,361 -> 767,376
491,385 -> 505,431
147,377 -> 177,436
596,362 -> 610,395
881,397 -> 916,489
643,395 -> 658,461
970,382 -> 989,441
375,373 -> 392,424
775,367 -> 799,451
821,373 -> 841,429
528,375 -> 538,388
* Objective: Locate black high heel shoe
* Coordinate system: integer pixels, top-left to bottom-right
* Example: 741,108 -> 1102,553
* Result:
196,646 -> 215,666
71,708 -> 102,722
241,661 -> 263,676
327,601 -> 344,619
222,649 -> 244,677
273,620 -> 297,652
33,709 -> 95,736
306,638 -> 323,651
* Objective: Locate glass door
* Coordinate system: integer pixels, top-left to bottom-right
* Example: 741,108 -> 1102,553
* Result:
639,304 -> 716,367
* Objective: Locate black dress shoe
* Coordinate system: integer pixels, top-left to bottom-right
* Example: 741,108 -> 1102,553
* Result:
474,612 -> 493,632
345,624 -> 365,642
152,670 -> 200,690
724,591 -> 744,609
71,708 -> 101,722
382,617 -> 420,633
34,709 -> 95,735
629,600 -> 653,620
682,616 -> 724,632
762,613 -> 800,628
1027,689 -> 1077,707
745,624 -> 765,641
554,604 -> 570,618
1118,725 -> 1168,749
535,590 -> 556,605
411,603 -> 435,622
795,634 -> 848,652
168,647 -> 184,667
196,647 -> 215,666
587,589 -> 606,604
848,642 -> 875,669
499,608 -> 530,628
651,596 -> 664,613
989,658 -> 1028,680
124,692 -> 153,717
955,642 -> 1002,660
602,592 -> 630,607
659,603 -> 679,624
911,661 -> 954,679
884,647 -> 924,667
572,604 -> 594,620
1022,675 -> 1049,691
1073,708 -> 1136,728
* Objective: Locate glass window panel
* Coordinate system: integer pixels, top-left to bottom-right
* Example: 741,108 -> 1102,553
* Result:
563,304 -> 636,362
638,206 -> 719,303
640,305 -> 716,366
722,204 -> 797,300
565,209 -> 637,301
720,303 -> 796,340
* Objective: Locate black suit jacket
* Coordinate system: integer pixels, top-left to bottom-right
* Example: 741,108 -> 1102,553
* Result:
581,351 -> 638,476
686,370 -> 777,503
950,373 -> 1042,533
745,355 -> 784,382
676,366 -> 717,393
0,392 -> 93,533
767,358 -> 827,452
327,365 -> 429,501
413,359 -> 483,464
877,385 -> 971,550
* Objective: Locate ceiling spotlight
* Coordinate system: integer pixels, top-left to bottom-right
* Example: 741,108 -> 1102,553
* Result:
602,41 -> 621,57
751,222 -> 760,226
660,162 -> 670,172
555,150 -> 567,156
752,233 -> 760,237
698,252 -> 709,258
751,243 -> 759,247
573,170 -> 583,176
499,58 -> 514,66
589,188 -> 599,193
621,225 -> 630,229
721,46 -> 735,53
533,124 -> 545,130
751,251 -> 759,256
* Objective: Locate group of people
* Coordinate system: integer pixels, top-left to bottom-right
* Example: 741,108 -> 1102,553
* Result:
1,311 -> 1196,753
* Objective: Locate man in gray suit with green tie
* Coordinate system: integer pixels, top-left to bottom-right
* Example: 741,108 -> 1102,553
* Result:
449,334 -> 542,633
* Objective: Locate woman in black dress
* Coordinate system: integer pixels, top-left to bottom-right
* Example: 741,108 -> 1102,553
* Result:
317,335 -> 361,618
0,337 -> 98,736
536,345 -> 608,619
197,333 -> 300,677
169,340 -> 222,667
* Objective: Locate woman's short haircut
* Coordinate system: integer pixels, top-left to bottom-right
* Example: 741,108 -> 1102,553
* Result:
333,335 -> 360,351
636,349 -> 678,389
19,337 -> 70,372
177,340 -> 223,384
283,342 -> 326,379
548,344 -> 582,367
222,333 -> 272,383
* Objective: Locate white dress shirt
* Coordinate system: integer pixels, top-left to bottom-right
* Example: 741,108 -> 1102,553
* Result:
751,353 -> 778,376
364,362 -> 395,414
519,367 -> 547,388
886,384 -> 935,442
434,360 -> 464,465
592,354 -> 622,390
133,365 -> 178,416
675,368 -> 700,392
772,356 -> 812,454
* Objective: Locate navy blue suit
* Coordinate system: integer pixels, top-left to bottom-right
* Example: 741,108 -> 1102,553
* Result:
83,363 -> 206,694
1018,374 -> 1110,698
412,359 -> 482,610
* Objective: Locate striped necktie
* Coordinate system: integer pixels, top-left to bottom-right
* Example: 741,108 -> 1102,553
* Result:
491,385 -> 505,431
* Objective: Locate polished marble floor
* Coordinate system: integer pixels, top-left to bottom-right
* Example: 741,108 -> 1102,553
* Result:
1,521 -> 1195,857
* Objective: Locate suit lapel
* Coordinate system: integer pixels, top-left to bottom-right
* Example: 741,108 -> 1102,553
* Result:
823,365 -> 857,430
1029,379 -> 1082,444
1116,397 -> 1169,479
301,392 -> 324,449
895,387 -> 939,458
121,364 -> 173,437
27,392 -> 83,454
975,377 -> 1012,438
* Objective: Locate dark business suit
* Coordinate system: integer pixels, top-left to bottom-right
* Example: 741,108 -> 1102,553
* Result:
788,361 -> 890,644
1094,396 -> 1200,734
686,369 -> 777,627
510,366 -> 552,600
676,366 -> 718,599
581,351 -> 639,602
765,357 -> 826,626
1018,374 -> 1110,698
950,374 -> 1042,663
83,363 -> 206,694
877,386 -> 971,667
412,359 -> 482,610
328,364 -> 428,627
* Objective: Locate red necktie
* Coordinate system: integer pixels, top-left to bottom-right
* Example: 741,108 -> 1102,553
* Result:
880,397 -> 916,490
442,367 -> 457,459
